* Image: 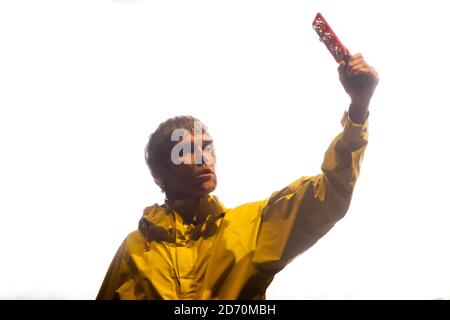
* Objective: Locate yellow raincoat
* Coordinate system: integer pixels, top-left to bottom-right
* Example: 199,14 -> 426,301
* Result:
97,111 -> 368,300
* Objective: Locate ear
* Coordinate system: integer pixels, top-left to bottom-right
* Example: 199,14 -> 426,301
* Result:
151,166 -> 169,195
153,165 -> 169,182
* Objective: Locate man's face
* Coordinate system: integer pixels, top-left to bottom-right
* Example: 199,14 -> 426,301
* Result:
159,132 -> 217,200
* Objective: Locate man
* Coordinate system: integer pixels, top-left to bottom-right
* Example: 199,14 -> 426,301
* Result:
96,53 -> 378,299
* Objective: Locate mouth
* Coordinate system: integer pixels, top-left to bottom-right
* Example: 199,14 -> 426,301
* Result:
195,168 -> 214,178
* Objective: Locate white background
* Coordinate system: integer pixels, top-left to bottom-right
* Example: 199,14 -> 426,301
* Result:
1,0 -> 449,299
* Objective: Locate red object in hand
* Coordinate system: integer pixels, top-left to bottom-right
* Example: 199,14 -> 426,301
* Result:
312,12 -> 351,63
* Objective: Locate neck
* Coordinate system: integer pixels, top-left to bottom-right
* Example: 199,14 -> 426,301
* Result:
165,194 -> 211,225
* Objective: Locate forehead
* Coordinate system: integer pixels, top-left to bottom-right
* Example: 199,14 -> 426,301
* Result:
170,130 -> 213,144
178,125 -> 212,139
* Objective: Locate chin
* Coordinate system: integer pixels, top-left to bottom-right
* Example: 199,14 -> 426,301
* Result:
197,181 -> 217,195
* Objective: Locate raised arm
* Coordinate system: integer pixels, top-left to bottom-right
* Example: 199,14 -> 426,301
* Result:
252,54 -> 378,275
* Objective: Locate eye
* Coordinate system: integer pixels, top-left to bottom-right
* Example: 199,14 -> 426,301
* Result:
203,144 -> 215,157
202,141 -> 213,150
176,142 -> 193,156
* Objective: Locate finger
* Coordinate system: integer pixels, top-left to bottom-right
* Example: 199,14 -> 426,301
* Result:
347,59 -> 368,68
348,64 -> 376,76
350,67 -> 373,78
347,64 -> 369,76
348,53 -> 364,64
352,69 -> 373,77
352,71 -> 379,87
356,70 -> 379,85
352,66 -> 377,76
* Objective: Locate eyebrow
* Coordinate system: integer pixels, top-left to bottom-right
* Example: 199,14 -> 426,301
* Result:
175,139 -> 214,148
187,137 -> 213,144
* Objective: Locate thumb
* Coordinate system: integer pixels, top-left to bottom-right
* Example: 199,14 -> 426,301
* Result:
337,60 -> 346,80
338,60 -> 346,77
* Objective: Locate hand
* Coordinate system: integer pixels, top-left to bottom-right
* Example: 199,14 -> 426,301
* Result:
338,53 -> 379,123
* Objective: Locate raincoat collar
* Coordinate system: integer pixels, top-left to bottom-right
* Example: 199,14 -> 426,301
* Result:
138,195 -> 226,243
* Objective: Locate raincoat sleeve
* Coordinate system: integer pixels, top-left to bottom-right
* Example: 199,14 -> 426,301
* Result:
252,111 -> 369,275
96,237 -> 136,300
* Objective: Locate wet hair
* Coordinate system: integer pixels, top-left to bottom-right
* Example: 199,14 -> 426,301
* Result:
144,115 -> 208,193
